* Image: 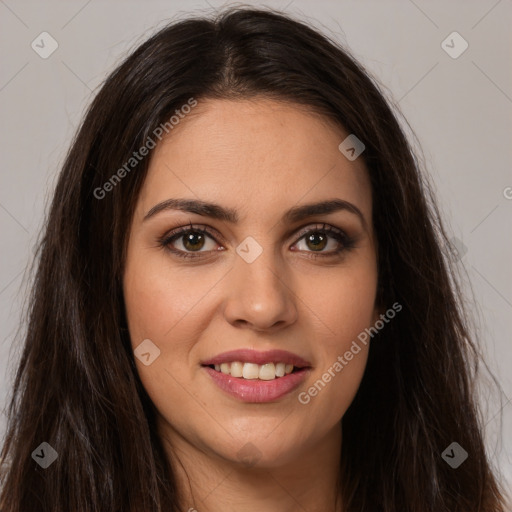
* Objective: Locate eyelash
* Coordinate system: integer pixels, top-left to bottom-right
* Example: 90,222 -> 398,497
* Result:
158,222 -> 355,261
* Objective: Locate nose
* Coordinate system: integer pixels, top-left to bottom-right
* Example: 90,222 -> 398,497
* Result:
222,246 -> 298,331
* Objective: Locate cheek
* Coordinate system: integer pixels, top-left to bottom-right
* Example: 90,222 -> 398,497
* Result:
122,255 -> 212,430
123,249 -> 224,344
303,257 -> 378,347
122,250 -> 227,408
295,262 -> 377,418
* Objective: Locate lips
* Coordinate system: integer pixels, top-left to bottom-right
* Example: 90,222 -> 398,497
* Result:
201,349 -> 312,403
201,349 -> 311,368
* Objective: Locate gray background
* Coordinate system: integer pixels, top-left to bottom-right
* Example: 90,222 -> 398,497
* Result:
1,0 -> 511,493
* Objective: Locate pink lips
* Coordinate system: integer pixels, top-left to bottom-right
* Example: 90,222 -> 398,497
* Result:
201,349 -> 311,368
201,349 -> 312,403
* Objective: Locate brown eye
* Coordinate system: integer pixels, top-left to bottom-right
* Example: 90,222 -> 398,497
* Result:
182,231 -> 207,251
160,226 -> 221,258
304,232 -> 328,251
293,224 -> 352,256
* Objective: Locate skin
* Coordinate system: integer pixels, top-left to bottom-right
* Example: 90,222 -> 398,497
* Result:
123,97 -> 380,512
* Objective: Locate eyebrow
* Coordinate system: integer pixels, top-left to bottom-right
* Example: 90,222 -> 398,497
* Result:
143,198 -> 367,229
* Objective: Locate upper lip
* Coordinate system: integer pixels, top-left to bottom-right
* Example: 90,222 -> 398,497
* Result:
202,349 -> 311,368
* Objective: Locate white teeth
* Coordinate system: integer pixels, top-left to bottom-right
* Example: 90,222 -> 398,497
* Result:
230,361 -> 243,378
242,363 -> 260,380
275,362 -> 286,377
211,361 -> 297,380
258,363 -> 275,381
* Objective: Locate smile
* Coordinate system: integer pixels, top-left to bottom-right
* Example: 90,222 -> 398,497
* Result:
208,361 -> 295,380
201,349 -> 312,402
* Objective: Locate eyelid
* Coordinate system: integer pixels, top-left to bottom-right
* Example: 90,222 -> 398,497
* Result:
161,222 -> 225,244
292,222 -> 347,242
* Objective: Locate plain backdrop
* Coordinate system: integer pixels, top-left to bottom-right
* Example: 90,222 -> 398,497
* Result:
1,0 -> 511,493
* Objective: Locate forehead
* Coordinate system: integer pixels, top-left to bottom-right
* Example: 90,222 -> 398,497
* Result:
138,98 -> 372,224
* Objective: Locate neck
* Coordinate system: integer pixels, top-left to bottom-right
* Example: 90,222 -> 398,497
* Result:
158,420 -> 343,512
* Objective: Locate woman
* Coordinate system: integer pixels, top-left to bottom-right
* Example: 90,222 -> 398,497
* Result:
0,6 -> 508,511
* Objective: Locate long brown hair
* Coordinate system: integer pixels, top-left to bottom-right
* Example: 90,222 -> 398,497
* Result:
0,6 -> 508,511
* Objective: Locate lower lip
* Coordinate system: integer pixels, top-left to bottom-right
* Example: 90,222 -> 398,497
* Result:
202,366 -> 310,403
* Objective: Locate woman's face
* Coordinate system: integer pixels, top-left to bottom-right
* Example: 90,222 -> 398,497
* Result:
123,98 -> 379,468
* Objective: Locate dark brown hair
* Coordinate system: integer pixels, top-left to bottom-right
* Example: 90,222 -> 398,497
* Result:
0,6 -> 508,511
